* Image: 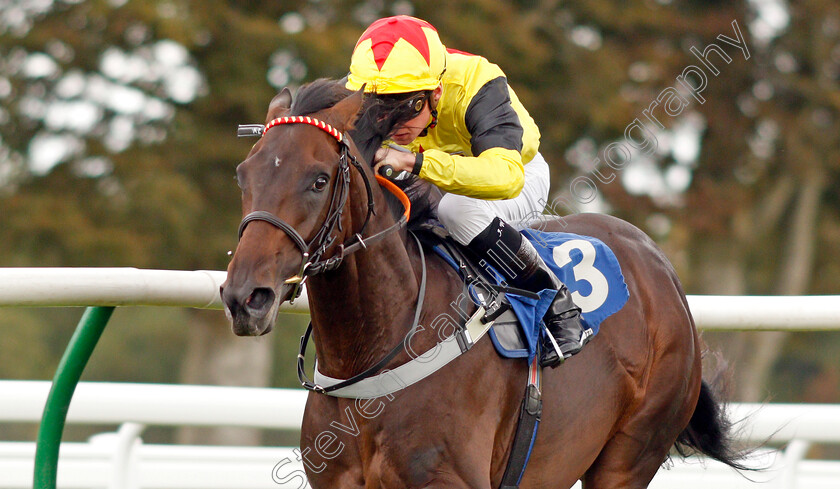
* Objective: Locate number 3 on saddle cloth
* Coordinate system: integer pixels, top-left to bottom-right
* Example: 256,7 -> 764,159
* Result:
435,228 -> 630,363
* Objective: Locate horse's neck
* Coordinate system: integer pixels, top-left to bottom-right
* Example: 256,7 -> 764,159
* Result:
306,177 -> 420,378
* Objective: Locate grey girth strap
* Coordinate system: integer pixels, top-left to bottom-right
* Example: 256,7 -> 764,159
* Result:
313,306 -> 494,399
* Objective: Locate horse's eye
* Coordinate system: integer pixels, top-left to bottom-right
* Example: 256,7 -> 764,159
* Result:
312,175 -> 329,192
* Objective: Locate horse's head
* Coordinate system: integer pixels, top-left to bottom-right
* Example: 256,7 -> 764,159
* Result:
220,84 -> 366,336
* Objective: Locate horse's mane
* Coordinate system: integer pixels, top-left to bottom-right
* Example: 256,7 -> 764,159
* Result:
290,78 -> 350,118
290,78 -> 384,165
288,78 -> 440,227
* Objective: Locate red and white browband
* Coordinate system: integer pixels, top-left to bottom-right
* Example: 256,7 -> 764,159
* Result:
236,116 -> 344,143
264,116 -> 342,142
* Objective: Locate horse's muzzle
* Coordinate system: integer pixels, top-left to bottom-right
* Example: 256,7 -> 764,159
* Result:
220,282 -> 279,336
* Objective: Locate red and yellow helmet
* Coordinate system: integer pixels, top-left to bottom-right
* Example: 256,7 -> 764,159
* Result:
346,16 -> 447,94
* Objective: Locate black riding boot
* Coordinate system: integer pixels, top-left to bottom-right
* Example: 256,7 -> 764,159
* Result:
467,218 -> 593,368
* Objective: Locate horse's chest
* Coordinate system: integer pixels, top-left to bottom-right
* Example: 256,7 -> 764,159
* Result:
300,340 -> 511,488
305,445 -> 447,489
301,396 -> 457,488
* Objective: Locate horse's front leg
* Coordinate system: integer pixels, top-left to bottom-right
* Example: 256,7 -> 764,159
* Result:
366,442 -> 494,489
418,481 -> 490,489
418,475 -> 492,489
378,468 -> 491,489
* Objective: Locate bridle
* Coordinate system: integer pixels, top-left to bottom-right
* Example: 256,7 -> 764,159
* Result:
236,115 -> 411,302
237,114 -> 426,395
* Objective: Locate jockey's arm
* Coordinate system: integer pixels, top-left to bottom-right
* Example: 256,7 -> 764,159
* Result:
416,147 -> 524,200
418,76 -> 528,200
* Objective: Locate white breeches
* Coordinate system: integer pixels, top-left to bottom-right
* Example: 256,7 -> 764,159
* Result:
437,153 -> 550,245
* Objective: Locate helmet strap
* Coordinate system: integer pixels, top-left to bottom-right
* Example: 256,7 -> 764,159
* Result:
419,90 -> 438,137
419,110 -> 437,137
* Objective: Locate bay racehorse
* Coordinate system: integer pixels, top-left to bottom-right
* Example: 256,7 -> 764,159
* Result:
220,80 -> 748,488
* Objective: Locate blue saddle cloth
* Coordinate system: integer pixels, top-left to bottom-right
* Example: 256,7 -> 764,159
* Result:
438,229 -> 630,362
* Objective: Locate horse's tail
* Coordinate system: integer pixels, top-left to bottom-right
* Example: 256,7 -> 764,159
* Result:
673,380 -> 755,471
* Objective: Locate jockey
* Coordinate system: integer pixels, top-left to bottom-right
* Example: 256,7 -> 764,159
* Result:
346,15 -> 592,367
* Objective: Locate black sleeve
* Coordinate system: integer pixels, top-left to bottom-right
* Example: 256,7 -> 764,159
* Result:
464,76 -> 524,156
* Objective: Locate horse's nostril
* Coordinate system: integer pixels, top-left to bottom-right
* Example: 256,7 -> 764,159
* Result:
245,287 -> 275,313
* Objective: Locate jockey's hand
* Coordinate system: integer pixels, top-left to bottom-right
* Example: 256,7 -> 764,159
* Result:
374,146 -> 416,176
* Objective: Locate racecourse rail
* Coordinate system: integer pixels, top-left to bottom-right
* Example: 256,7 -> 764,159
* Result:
2,381 -> 839,489
1,267 -> 839,489
1,267 -> 839,330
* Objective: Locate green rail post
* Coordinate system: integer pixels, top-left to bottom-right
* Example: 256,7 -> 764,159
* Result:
33,306 -> 115,489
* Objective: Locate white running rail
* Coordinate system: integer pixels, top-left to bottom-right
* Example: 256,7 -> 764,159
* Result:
2,268 -> 840,488
0,267 -> 838,330
2,381 -> 840,488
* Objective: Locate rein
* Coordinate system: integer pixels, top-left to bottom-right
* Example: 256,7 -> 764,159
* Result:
237,116 -> 410,300
297,231 -> 427,395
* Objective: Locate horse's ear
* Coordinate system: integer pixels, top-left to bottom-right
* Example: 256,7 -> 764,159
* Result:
330,86 -> 365,130
266,87 -> 293,122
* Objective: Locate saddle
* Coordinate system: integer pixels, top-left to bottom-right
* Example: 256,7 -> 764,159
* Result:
411,222 -> 538,360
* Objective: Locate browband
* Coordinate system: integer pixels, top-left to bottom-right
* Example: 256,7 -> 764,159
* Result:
237,116 -> 343,142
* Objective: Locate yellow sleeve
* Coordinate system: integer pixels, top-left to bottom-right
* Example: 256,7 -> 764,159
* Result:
417,147 -> 525,200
